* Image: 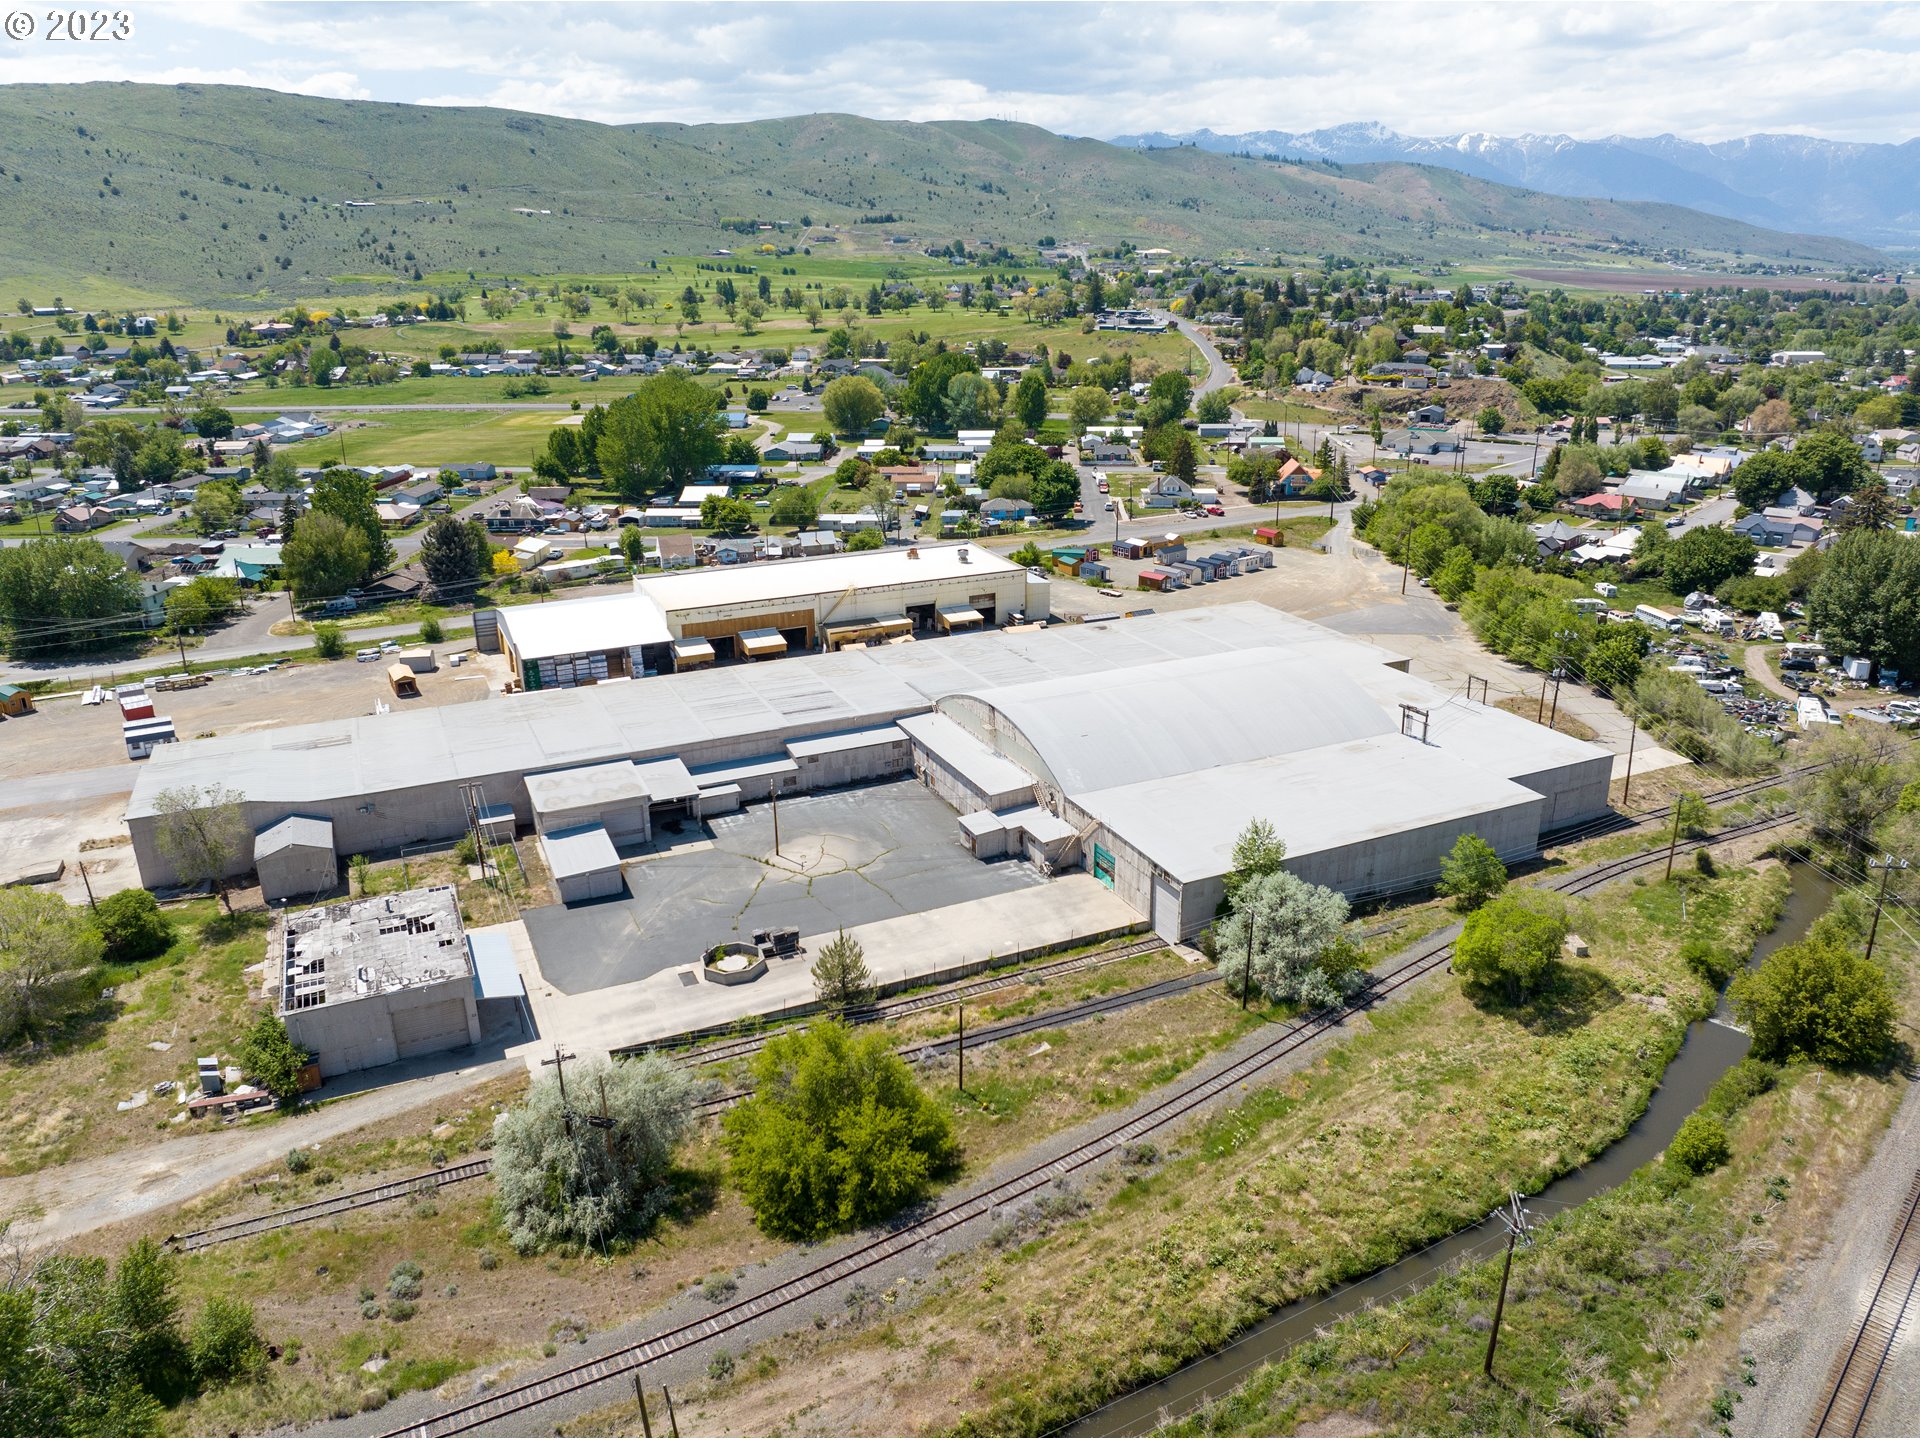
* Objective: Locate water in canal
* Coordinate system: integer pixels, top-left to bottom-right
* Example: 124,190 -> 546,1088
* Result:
1068,862 -> 1837,1436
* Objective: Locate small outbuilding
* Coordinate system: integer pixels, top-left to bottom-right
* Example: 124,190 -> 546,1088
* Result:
540,823 -> 627,904
0,684 -> 32,718
386,664 -> 421,698
254,815 -> 339,902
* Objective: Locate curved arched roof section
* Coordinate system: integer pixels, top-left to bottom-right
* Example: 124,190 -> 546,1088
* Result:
935,648 -> 1395,796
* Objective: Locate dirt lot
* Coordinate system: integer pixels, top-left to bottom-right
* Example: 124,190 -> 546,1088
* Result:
0,654 -> 496,781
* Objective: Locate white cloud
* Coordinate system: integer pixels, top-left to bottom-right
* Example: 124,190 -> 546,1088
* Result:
2,1 -> 1914,143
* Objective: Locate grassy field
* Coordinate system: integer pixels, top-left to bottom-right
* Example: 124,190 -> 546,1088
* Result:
112,946 -> 1290,1432
0,899 -> 271,1176
633,861 -> 1791,1439
275,408 -> 577,468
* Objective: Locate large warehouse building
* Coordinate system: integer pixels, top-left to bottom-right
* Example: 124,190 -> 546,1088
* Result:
126,604 -> 1612,940
496,543 -> 1051,690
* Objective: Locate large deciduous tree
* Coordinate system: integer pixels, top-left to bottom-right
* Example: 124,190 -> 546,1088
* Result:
1214,869 -> 1359,1009
0,889 -> 104,1045
722,1022 -> 956,1240
1807,529 -> 1920,678
821,376 -> 886,438
0,537 -> 143,657
280,511 -> 372,603
492,1053 -> 700,1251
309,467 -> 394,577
419,515 -> 492,600
597,372 -> 725,503
151,784 -> 249,913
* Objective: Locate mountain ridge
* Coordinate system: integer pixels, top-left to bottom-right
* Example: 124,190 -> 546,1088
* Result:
0,82 -> 1888,305
1109,123 -> 1920,245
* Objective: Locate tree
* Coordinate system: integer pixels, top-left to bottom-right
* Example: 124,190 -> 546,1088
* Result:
1667,1113 -> 1730,1175
163,576 -> 240,635
1437,833 -> 1506,912
1195,389 -> 1232,424
946,372 -> 996,431
903,351 -> 980,433
1585,631 -> 1646,696
189,479 -> 244,535
1792,726 -> 1912,845
1730,449 -> 1802,512
846,527 -> 885,551
1793,429 -> 1870,500
1729,936 -> 1896,1069
722,1022 -> 957,1240
699,495 -> 756,536
309,467 -> 393,577
1837,475 -> 1896,533
1475,406 -> 1506,436
1067,385 -> 1109,433
189,405 -> 234,441
150,784 -> 248,913
189,1296 -> 266,1385
1807,530 -> 1920,678
235,1012 -> 310,1105
419,515 -> 491,599
1215,869 -> 1357,1008
1453,895 -> 1567,1004
492,1052 -> 700,1251
1138,370 -> 1192,428
811,929 -> 874,1009
0,537 -> 143,658
114,1237 -> 191,1402
760,483 -> 816,529
1663,526 -> 1757,596
93,889 -> 174,964
312,621 -> 346,658
597,372 -> 725,503
1222,817 -> 1286,911
0,889 -> 104,1045
821,375 -> 886,438
1012,370 -> 1048,430
280,511 -> 372,603
1432,545 -> 1477,603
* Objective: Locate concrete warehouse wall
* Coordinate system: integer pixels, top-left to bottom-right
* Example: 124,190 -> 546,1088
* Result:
1513,756 -> 1614,833
284,975 -> 480,1079
255,840 -> 339,904
912,746 -> 1035,816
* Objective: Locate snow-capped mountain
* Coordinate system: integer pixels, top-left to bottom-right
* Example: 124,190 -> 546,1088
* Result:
1107,125 -> 1920,245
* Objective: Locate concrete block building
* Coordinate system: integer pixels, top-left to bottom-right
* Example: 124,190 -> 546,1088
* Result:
253,815 -> 338,902
278,886 -> 481,1078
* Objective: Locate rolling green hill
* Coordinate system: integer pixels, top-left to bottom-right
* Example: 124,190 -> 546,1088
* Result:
0,83 -> 1886,305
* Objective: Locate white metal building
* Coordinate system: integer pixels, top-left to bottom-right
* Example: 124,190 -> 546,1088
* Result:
253,815 -> 338,902
124,605 -> 1612,913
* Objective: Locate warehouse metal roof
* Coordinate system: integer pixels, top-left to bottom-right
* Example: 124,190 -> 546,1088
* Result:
525,761 -> 650,818
540,823 -> 623,881
1076,735 -> 1545,884
634,542 -> 1023,614
254,814 -> 335,856
497,592 -> 671,663
124,605 -> 1419,821
942,650 -> 1393,795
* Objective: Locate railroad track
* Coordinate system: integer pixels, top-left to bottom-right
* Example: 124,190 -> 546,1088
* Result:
1813,1170 -> 1920,1436
163,963 -> 1210,1250
165,1159 -> 493,1254
651,934 -> 1168,1067
384,809 -> 1799,1438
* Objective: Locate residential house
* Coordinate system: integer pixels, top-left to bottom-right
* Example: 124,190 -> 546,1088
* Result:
1529,520 -> 1585,558
764,437 -> 824,463
980,496 -> 1034,524
1142,475 -> 1198,508
54,504 -> 114,532
1570,493 -> 1636,521
1735,511 -> 1823,547
881,465 -> 942,497
1082,437 -> 1134,465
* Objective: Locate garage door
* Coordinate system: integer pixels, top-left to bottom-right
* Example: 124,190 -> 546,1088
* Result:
1151,875 -> 1182,941
391,999 -> 471,1058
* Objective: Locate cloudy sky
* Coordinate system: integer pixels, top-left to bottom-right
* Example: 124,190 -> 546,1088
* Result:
4,1 -> 1917,143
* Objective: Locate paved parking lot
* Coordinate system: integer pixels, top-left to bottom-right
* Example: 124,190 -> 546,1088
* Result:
521,780 -> 1046,995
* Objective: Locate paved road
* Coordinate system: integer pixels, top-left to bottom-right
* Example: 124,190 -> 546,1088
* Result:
1674,494 -> 1737,535
1157,310 -> 1235,395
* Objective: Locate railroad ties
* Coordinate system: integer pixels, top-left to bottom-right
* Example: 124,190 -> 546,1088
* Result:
1815,1170 -> 1920,1437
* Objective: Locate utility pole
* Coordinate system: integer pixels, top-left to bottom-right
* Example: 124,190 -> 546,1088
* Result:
956,1003 -> 965,1091
662,1384 -> 680,1438
1664,803 -> 1684,881
1621,716 -> 1638,806
541,1044 -> 576,1138
77,858 -> 98,913
633,1377 -> 653,1438
1483,1191 -> 1534,1379
592,1073 -> 619,1159
1536,669 -> 1550,724
770,786 -> 780,857
1866,855 -> 1910,961
1242,915 -> 1254,1009
1546,666 -> 1566,731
